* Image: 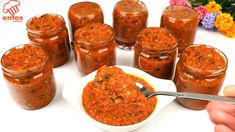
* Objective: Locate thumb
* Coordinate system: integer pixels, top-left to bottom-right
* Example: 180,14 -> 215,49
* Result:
223,85 -> 235,97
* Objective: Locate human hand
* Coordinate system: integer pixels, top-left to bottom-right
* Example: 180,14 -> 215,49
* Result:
207,85 -> 235,132
224,85 -> 235,97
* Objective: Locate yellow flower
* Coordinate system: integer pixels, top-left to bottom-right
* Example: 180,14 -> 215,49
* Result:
205,1 -> 222,13
205,1 -> 234,38
215,13 -> 234,32
221,23 -> 235,38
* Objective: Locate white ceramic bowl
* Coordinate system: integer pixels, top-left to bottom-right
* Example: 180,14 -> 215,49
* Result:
62,65 -> 176,132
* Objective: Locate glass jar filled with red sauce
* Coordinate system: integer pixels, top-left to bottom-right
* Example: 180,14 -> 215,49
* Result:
82,66 -> 157,126
174,45 -> 228,110
160,5 -> 199,53
74,23 -> 116,76
134,27 -> 178,80
113,0 -> 148,50
27,13 -> 70,68
1,44 -> 56,110
68,2 -> 104,41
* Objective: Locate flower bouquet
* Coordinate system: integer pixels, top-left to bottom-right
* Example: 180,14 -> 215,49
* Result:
170,0 -> 235,38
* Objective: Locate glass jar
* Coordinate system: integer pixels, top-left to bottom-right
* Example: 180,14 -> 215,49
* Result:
134,27 -> 178,79
1,44 -> 56,110
74,23 -> 116,76
27,13 -> 70,68
174,45 -> 228,110
160,5 -> 199,53
68,2 -> 104,41
113,0 -> 148,50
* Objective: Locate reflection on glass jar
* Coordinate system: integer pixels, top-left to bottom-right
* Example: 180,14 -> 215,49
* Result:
174,45 -> 228,110
134,27 -> 178,80
113,0 -> 148,50
1,44 -> 56,110
74,23 -> 116,76
27,13 -> 70,68
68,2 -> 104,42
160,5 -> 199,53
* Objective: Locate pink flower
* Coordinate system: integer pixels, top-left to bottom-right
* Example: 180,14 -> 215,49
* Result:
194,5 -> 207,20
169,0 -> 192,7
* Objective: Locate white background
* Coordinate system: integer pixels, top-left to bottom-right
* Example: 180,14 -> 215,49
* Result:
0,0 -> 234,132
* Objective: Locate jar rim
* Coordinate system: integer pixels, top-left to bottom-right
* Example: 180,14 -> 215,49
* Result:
164,5 -> 197,13
180,44 -> 228,76
114,0 -> 148,15
1,44 -> 49,77
69,1 -> 101,12
162,5 -> 198,21
69,2 -> 103,18
26,13 -> 65,35
70,1 -> 100,8
136,27 -> 178,53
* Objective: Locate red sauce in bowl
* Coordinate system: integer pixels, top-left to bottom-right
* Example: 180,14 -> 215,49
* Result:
82,66 -> 157,126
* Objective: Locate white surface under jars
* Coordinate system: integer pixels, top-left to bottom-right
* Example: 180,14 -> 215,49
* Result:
0,0 -> 235,132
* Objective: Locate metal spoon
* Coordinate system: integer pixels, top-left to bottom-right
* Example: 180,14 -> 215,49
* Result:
136,82 -> 235,105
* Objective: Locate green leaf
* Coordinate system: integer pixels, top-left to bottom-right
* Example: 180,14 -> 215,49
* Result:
188,0 -> 209,7
187,0 -> 235,19
215,0 -> 235,19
